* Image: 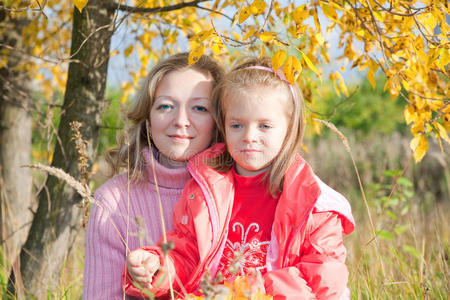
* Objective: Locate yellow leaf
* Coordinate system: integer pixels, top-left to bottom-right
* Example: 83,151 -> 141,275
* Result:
401,79 -> 410,90
418,13 -> 437,34
250,0 -> 266,16
260,44 -> 266,57
334,71 -> 349,97
124,45 -> 133,57
410,134 -> 428,162
434,122 -> 450,144
311,115 -> 322,135
293,4 -> 309,24
239,6 -> 251,24
197,29 -> 214,42
259,32 -> 274,42
329,73 -> 340,97
435,132 -> 444,153
282,56 -> 302,84
189,44 -> 204,64
210,36 -> 226,55
297,48 -> 321,81
315,32 -> 324,46
404,105 -> 415,125
320,1 -> 339,23
271,50 -> 286,71
367,70 -> 375,89
301,143 -> 309,153
243,28 -> 257,40
435,48 -> 449,72
373,10 -> 383,22
74,0 -> 88,13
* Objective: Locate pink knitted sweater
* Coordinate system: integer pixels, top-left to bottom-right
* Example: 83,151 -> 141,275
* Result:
83,147 -> 191,299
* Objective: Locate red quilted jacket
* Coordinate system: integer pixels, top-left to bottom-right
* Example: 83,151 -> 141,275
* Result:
124,143 -> 355,299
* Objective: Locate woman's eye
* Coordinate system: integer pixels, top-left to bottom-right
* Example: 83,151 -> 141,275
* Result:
157,104 -> 172,111
193,106 -> 208,112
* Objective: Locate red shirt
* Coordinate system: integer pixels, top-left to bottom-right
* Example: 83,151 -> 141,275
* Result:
217,167 -> 278,279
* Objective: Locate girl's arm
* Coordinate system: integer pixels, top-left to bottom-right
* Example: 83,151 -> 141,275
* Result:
264,211 -> 349,300
123,181 -> 201,298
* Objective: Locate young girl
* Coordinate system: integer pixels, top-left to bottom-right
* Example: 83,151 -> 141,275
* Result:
124,58 -> 355,299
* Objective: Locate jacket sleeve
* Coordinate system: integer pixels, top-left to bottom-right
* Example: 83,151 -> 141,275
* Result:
123,180 -> 201,298
263,211 -> 349,300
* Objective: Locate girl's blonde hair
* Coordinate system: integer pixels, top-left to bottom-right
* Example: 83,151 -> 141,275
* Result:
106,53 -> 225,181
210,57 -> 306,197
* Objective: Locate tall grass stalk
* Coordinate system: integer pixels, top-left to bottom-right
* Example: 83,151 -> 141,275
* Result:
145,120 -> 175,300
313,118 -> 387,280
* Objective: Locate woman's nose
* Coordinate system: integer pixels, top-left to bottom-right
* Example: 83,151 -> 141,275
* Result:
173,107 -> 190,128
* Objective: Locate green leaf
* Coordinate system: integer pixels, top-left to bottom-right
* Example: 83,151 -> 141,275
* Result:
376,230 -> 394,240
386,210 -> 398,220
403,245 -> 421,258
394,225 -> 407,235
397,177 -> 413,187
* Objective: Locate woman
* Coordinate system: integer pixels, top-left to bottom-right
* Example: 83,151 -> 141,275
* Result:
83,53 -> 224,299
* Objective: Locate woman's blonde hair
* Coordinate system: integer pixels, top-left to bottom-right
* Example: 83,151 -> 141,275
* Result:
106,53 -> 225,181
210,57 -> 306,197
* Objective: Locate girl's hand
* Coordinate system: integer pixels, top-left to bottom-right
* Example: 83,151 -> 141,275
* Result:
127,249 -> 161,289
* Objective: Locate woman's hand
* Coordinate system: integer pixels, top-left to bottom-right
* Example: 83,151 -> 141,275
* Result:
127,249 -> 161,289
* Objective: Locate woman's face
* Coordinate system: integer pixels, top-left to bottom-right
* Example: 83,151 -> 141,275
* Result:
150,68 -> 215,168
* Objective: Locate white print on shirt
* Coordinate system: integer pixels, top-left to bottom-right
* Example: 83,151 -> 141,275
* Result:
219,222 -> 270,278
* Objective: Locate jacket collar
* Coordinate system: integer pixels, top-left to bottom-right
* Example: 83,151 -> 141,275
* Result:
188,143 -> 321,224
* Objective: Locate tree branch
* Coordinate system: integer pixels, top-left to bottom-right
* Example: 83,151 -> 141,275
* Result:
110,0 -> 209,14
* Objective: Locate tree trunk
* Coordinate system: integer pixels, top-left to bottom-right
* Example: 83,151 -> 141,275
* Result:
7,1 -> 114,297
0,4 -> 33,278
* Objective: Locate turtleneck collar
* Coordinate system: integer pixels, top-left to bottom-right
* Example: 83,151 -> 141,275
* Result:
142,147 -> 191,189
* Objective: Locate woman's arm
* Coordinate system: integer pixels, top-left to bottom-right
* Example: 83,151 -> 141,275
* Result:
123,180 -> 202,298
83,193 -> 128,300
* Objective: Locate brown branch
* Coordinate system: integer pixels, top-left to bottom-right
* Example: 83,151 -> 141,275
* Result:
372,0 -> 425,17
110,0 -> 209,14
0,42 -> 84,65
196,4 -> 234,22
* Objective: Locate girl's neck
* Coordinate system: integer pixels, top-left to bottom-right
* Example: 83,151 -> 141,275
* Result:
235,163 -> 270,177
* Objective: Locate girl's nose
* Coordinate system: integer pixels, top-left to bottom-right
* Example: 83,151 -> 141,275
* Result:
173,107 -> 190,128
242,126 -> 258,143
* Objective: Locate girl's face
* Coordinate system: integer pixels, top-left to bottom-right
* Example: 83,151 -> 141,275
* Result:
224,85 -> 291,177
150,68 -> 215,168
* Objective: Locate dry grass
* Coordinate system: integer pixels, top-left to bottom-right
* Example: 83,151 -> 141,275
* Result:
347,200 -> 449,299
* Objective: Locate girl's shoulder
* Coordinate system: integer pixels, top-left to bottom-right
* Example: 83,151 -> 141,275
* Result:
313,175 -> 355,234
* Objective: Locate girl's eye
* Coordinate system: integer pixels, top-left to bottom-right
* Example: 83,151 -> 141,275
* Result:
260,124 -> 272,129
230,123 -> 242,129
193,106 -> 208,112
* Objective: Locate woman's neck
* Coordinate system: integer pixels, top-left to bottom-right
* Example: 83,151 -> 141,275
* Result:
158,154 -> 187,169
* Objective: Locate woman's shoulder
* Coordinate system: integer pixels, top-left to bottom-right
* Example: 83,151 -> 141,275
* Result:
94,173 -> 131,204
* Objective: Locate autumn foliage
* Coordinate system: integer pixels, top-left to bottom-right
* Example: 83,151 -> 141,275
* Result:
2,0 -> 448,163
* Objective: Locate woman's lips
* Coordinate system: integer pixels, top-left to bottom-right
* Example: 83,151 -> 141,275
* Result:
169,135 -> 193,142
